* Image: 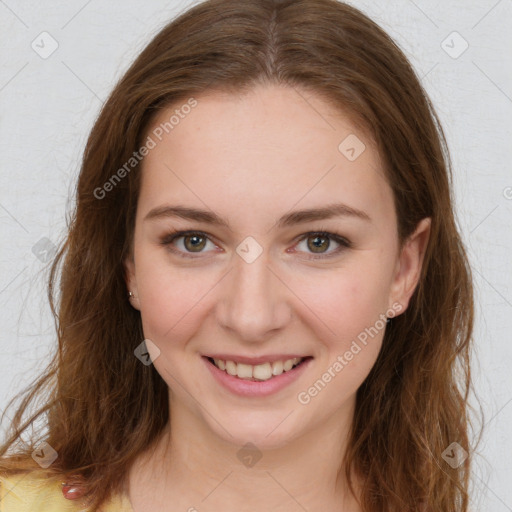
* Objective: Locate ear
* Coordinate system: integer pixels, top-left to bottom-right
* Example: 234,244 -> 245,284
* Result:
388,217 -> 431,316
123,254 -> 140,311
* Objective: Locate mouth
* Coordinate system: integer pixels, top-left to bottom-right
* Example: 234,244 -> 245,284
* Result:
205,355 -> 312,382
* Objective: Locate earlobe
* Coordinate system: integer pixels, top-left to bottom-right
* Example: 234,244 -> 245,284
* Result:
389,217 -> 431,315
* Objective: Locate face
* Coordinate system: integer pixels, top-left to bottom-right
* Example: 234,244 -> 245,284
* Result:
124,83 -> 430,449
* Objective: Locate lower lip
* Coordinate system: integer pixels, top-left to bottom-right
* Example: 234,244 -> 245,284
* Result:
202,356 -> 313,397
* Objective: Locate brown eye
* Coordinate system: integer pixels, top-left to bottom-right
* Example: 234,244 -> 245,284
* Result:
161,230 -> 217,258
307,234 -> 331,253
161,229 -> 350,260
294,231 -> 351,259
182,233 -> 207,252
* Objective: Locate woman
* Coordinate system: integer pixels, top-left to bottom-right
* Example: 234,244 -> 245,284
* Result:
0,0 -> 480,510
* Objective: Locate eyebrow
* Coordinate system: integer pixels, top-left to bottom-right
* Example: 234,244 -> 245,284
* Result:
144,203 -> 371,229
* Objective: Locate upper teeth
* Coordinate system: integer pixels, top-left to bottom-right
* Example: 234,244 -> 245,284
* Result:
213,357 -> 303,381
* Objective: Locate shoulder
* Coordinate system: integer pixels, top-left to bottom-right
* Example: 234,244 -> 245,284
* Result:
0,470 -> 133,512
0,470 -> 79,511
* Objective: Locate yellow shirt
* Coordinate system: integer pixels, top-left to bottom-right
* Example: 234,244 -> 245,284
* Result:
0,471 -> 134,512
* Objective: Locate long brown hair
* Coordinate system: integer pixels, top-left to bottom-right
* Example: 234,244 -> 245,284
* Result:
0,1 -> 482,510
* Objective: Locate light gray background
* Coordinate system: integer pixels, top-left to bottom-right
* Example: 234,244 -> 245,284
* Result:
0,1 -> 511,510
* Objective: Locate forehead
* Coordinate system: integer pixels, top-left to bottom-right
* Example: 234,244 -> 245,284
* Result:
137,84 -> 393,228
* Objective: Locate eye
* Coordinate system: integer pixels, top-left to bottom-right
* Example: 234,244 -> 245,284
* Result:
293,231 -> 351,259
160,230 -> 218,259
160,229 -> 351,260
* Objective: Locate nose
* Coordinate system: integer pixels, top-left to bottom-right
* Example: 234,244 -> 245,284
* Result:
215,249 -> 291,344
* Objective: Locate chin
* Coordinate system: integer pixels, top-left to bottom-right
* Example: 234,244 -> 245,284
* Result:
204,410 -> 303,451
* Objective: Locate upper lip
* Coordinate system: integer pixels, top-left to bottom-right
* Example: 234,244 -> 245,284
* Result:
203,354 -> 311,365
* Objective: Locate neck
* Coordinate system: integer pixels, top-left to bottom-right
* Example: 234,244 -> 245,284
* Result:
127,397 -> 362,511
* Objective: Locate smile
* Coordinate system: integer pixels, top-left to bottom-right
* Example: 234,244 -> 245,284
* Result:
207,356 -> 306,381
203,355 -> 313,397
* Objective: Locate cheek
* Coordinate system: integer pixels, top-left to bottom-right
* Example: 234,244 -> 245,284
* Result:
135,251 -> 210,344
295,271 -> 388,405
300,261 -> 392,344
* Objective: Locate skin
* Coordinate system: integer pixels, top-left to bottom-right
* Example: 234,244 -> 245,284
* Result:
123,83 -> 431,512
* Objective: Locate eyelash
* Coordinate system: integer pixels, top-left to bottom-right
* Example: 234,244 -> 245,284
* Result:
159,229 -> 351,260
